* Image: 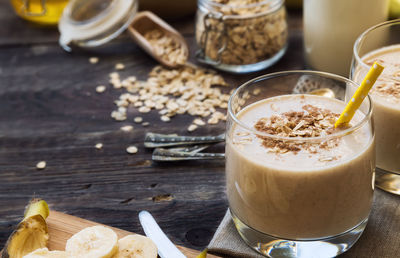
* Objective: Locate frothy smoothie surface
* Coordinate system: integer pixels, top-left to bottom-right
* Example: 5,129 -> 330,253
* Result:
226,94 -> 374,239
230,94 -> 372,169
363,44 -> 400,104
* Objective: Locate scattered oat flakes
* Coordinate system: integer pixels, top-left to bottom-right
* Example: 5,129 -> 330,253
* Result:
133,101 -> 143,107
161,115 -> 171,122
134,117 -> 143,123
95,143 -> 103,149
126,146 -> 138,154
36,161 -> 46,170
111,110 -> 127,121
96,85 -> 106,93
115,63 -> 125,70
193,118 -> 206,126
107,64 -> 229,127
187,124 -> 198,132
142,122 -> 150,127
207,116 -> 219,124
109,72 -> 119,79
127,76 -> 136,82
120,125 -> 133,132
89,57 -> 99,64
138,106 -> 151,113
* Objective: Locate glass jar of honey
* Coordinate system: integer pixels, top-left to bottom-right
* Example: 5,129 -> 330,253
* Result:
10,0 -> 69,25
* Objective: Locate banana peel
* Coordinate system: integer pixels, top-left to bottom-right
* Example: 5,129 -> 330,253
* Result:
196,248 -> 208,258
2,199 -> 50,258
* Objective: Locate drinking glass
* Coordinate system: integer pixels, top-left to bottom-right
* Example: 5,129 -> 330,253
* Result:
226,71 -> 375,258
351,19 -> 400,195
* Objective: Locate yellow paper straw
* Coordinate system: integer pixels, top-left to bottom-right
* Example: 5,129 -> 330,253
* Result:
335,62 -> 384,128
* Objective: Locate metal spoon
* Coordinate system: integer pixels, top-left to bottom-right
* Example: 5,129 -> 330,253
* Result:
146,88 -> 336,161
127,11 -> 189,68
139,211 -> 186,258
144,133 -> 225,148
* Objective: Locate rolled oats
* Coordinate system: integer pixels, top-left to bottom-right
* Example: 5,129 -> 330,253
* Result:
96,85 -> 106,93
89,57 -> 99,64
115,63 -> 125,70
144,29 -> 188,66
126,145 -> 138,154
193,118 -> 206,126
111,110 -> 127,121
120,125 -> 134,132
196,0 -> 287,66
161,115 -> 171,122
36,161 -> 46,170
133,101 -> 143,107
188,124 -> 198,132
109,64 -> 229,127
138,106 -> 151,113
134,116 -> 143,123
109,72 -> 119,79
254,104 -> 342,154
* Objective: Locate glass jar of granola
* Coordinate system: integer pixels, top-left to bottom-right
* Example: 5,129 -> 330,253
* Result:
195,0 -> 288,73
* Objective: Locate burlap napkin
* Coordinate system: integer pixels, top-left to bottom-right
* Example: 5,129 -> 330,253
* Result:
207,190 -> 400,258
208,210 -> 265,258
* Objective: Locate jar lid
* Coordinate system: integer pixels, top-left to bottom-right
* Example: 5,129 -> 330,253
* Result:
58,0 -> 138,51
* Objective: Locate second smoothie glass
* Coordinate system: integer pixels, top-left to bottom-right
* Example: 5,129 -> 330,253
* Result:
226,71 -> 375,258
351,19 -> 400,195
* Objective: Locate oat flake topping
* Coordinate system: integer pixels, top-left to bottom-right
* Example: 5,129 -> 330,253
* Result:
254,104 -> 342,154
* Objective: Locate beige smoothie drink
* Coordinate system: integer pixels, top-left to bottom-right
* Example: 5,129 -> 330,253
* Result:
354,45 -> 400,173
226,94 -> 375,240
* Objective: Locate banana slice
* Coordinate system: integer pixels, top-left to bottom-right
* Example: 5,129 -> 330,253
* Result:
23,248 -> 68,258
114,235 -> 157,258
66,225 -> 118,258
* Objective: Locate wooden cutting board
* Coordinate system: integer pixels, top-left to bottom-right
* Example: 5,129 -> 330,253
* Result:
2,210 -> 219,258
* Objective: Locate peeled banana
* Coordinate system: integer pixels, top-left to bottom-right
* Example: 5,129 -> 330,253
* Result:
2,199 -> 50,258
114,235 -> 157,258
22,248 -> 68,258
3,199 -> 158,258
65,226 -> 118,258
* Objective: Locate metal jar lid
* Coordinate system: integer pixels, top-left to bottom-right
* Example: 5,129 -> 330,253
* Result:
58,0 -> 138,51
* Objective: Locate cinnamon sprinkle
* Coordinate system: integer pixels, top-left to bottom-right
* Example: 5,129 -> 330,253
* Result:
254,104 -> 342,154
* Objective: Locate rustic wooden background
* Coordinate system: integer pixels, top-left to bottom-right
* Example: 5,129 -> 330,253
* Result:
1,2 -> 400,257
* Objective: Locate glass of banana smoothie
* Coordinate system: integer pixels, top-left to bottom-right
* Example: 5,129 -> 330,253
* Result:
226,71 -> 375,258
351,19 -> 400,194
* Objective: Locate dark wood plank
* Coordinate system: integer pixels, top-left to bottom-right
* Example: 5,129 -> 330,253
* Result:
0,2 -> 59,46
0,7 -> 304,253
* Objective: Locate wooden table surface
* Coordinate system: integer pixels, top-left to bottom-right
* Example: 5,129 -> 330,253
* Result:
1,2 -> 400,257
